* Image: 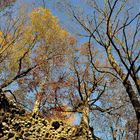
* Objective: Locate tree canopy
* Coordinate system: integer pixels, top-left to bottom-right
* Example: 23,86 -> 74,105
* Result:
0,0 -> 140,140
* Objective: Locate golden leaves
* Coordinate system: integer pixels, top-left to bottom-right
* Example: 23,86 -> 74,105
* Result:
28,7 -> 76,68
30,7 -> 67,41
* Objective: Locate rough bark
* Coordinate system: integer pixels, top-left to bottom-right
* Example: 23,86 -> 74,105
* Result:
80,102 -> 90,128
32,93 -> 42,116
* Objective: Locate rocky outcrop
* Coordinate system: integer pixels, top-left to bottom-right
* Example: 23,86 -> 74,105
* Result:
0,93 -> 96,140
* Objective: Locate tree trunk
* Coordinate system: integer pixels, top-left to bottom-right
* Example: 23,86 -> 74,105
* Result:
80,102 -> 97,140
32,93 -> 42,116
81,103 -> 90,128
107,46 -> 140,139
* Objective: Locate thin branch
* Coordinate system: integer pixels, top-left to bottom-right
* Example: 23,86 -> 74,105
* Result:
0,64 -> 37,91
73,61 -> 84,101
117,12 -> 140,32
90,83 -> 107,105
3,89 -> 17,102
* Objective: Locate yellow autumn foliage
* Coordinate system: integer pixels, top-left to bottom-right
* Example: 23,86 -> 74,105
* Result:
0,7 -> 73,77
0,30 -> 30,76
30,7 -> 68,40
28,7 -> 70,62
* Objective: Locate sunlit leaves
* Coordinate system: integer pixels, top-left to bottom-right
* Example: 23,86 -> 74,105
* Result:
30,7 -> 68,45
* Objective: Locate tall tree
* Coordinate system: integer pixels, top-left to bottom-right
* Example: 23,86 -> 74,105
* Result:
55,0 -> 140,139
0,6 -> 72,113
11,7 -> 74,116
